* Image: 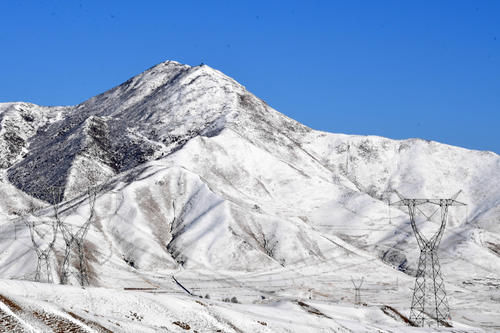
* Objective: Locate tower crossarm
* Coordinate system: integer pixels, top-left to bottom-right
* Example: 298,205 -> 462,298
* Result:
391,198 -> 465,207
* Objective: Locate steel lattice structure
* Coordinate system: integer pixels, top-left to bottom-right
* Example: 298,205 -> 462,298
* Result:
392,191 -> 465,327
24,219 -> 58,283
351,277 -> 364,305
54,186 -> 97,286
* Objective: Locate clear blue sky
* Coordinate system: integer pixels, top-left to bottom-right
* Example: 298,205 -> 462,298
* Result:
1,1 -> 499,153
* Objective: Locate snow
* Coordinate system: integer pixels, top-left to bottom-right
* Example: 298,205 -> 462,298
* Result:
0,60 -> 499,331
0,280 -> 486,332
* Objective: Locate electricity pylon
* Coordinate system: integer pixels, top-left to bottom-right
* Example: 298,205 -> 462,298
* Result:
392,191 -> 465,327
73,189 -> 96,286
52,185 -> 97,286
351,277 -> 364,305
17,189 -> 58,283
24,219 -> 58,282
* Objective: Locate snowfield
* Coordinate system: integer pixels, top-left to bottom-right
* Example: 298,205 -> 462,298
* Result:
0,60 -> 498,332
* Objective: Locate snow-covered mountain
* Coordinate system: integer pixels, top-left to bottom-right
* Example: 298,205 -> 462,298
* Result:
0,60 -> 498,332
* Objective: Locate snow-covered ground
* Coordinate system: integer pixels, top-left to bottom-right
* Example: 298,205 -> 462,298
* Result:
0,279 -> 487,332
0,60 -> 498,332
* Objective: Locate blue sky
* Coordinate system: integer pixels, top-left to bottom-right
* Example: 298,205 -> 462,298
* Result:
1,1 -> 499,153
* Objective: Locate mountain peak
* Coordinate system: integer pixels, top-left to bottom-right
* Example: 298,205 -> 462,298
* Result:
3,60 -> 293,201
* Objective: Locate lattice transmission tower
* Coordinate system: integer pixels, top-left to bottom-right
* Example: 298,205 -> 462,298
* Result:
51,185 -> 98,286
351,277 -> 364,305
24,219 -> 58,283
392,191 -> 465,327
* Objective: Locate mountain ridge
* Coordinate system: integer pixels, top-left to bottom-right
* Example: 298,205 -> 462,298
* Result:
0,60 -> 499,331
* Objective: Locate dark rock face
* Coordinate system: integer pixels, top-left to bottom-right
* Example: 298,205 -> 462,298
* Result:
382,247 -> 411,274
2,131 -> 25,165
0,104 -> 42,169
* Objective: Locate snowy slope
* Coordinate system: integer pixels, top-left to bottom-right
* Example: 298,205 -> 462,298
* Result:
0,60 -> 499,331
0,279 -> 485,333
